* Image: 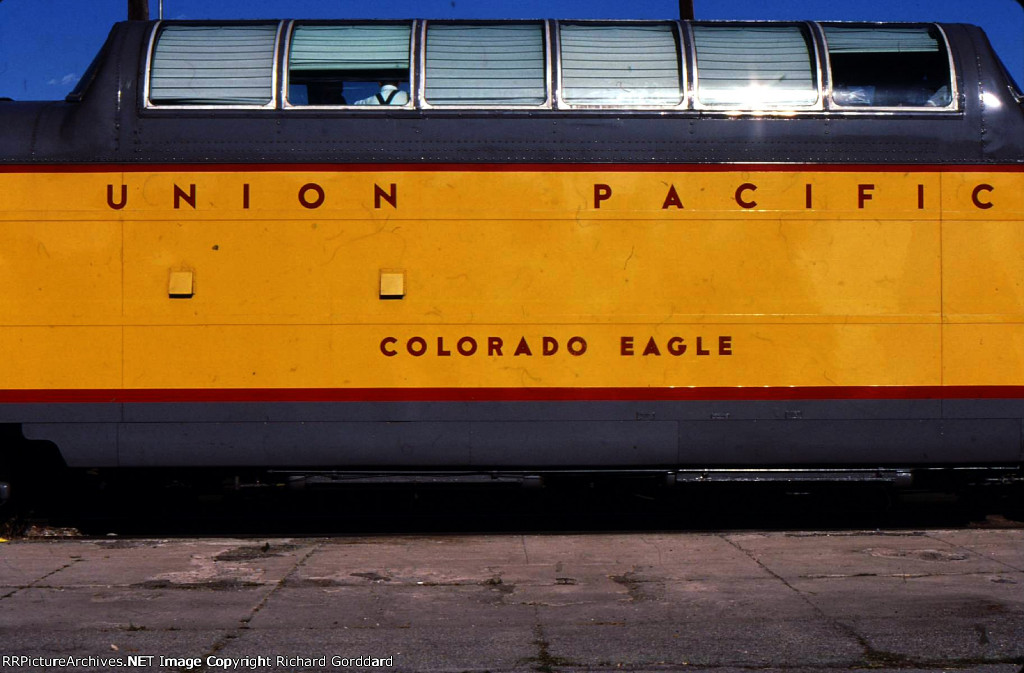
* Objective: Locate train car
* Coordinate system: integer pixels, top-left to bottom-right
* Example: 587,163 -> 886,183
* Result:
1,17 -> 1023,500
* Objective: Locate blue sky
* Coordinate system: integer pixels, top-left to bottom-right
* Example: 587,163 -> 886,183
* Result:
1,0 -> 1023,100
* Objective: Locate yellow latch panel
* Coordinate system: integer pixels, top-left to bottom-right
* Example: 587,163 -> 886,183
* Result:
379,270 -> 405,299
168,270 -> 194,298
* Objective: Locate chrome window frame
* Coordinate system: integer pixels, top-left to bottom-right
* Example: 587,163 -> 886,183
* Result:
419,19 -> 553,111
143,20 -> 284,111
688,21 -> 825,114
280,19 -> 418,111
819,22 -> 960,114
136,18 -> 968,117
553,20 -> 688,111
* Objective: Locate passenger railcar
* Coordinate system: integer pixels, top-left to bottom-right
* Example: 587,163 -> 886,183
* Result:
1,18 -> 1023,498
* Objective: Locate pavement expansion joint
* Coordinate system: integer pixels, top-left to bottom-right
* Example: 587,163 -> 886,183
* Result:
0,556 -> 81,601
527,619 -> 575,673
721,533 -> 884,666
926,531 -> 1024,573
196,541 -> 321,666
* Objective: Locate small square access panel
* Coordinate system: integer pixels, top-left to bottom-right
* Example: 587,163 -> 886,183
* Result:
379,270 -> 405,299
168,270 -> 194,298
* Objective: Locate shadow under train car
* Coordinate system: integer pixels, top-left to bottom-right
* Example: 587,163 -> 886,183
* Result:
4,461 -> 1022,537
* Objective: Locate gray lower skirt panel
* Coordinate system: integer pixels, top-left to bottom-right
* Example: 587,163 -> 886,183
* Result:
14,399 -> 1023,468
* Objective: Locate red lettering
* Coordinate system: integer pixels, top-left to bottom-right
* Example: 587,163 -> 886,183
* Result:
542,337 -> 558,356
243,183 -> 250,209
858,184 -> 875,209
174,183 -> 196,210
299,183 -> 325,209
380,337 -> 398,357
514,337 -> 533,356
642,337 -> 661,356
594,184 -> 612,208
437,337 -> 451,357
667,337 -> 686,356
696,336 -> 710,356
917,184 -> 925,210
735,183 -> 758,209
457,337 -> 478,356
567,337 -> 587,356
620,336 -> 634,356
719,336 -> 733,356
375,183 -> 397,209
107,184 -> 127,210
972,184 -> 994,210
488,337 -> 504,356
407,337 -> 427,356
805,183 -> 813,210
662,185 -> 684,209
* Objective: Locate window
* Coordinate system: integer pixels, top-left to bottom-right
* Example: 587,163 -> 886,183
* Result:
824,26 -> 953,108
692,24 -> 818,109
288,23 -> 412,107
560,23 -> 682,107
424,23 -> 547,106
149,25 -> 278,106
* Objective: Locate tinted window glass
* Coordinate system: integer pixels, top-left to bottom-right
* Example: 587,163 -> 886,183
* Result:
425,24 -> 546,106
693,25 -> 818,108
150,25 -> 277,106
288,24 -> 411,107
560,23 -> 681,106
824,26 -> 952,108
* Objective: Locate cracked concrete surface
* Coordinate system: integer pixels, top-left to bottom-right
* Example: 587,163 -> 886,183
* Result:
0,531 -> 1021,672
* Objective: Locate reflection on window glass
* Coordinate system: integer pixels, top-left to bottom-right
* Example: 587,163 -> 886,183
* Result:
425,24 -> 546,106
289,24 -> 411,106
150,25 -> 277,105
825,26 -> 952,108
560,24 -> 681,106
693,25 -> 817,108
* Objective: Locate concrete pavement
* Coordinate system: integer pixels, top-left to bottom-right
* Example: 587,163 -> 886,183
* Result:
0,529 -> 1022,672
